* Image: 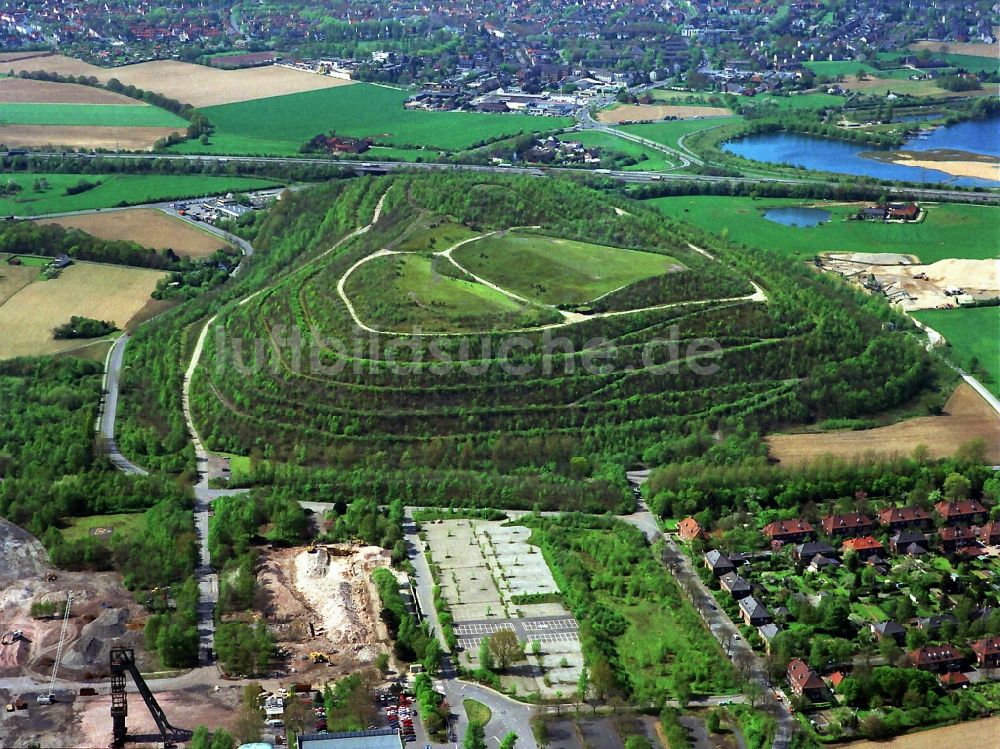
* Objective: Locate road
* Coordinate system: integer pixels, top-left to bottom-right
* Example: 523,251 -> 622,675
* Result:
20,150 -> 1000,204
97,334 -> 148,475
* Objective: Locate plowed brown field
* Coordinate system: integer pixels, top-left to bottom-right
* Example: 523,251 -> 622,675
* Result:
39,209 -> 229,258
0,124 -> 181,151
766,383 -> 1000,465
6,54 -> 355,107
0,77 -> 143,104
597,104 -> 732,123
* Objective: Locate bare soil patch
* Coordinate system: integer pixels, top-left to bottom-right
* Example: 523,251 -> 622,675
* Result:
256,545 -> 392,678
909,40 -> 1000,58
767,382 -> 1000,465
0,77 -> 143,105
39,209 -> 229,258
0,124 -> 182,151
0,261 -> 165,358
845,716 -> 1000,749
598,103 -> 732,123
8,55 -> 356,107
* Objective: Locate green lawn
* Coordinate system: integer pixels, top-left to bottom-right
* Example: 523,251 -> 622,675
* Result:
649,89 -> 730,105
61,512 -> 146,543
913,307 -> 1000,397
453,233 -> 679,305
805,61 -> 881,78
648,196 -> 1000,263
343,253 -> 560,332
618,116 -> 742,155
741,93 -> 846,111
198,84 -> 574,153
394,220 -> 480,253
0,173 -> 280,216
463,699 -> 492,727
0,102 -> 186,128
558,131 -> 674,171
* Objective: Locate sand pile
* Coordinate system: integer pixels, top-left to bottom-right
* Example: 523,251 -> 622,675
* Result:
293,546 -> 389,658
921,258 -> 1000,290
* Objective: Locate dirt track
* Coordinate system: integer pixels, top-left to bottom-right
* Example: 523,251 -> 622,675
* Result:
39,209 -> 229,258
766,382 -> 1000,465
6,54 -> 355,107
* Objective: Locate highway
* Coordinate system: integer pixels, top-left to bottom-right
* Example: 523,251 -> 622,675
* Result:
17,149 -> 1000,204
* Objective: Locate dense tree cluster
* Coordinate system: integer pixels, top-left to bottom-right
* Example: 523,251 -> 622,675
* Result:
53,316 -> 117,340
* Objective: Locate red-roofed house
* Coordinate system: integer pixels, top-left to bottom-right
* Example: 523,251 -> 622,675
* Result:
822,512 -> 874,538
787,658 -> 826,701
842,536 -> 884,559
678,517 -> 705,542
887,202 -> 920,221
762,519 -> 814,543
878,506 -> 931,530
939,526 -> 979,552
828,671 -> 846,690
909,644 -> 964,673
939,672 -> 969,689
972,636 -> 1000,668
935,499 -> 987,526
980,522 -> 1000,546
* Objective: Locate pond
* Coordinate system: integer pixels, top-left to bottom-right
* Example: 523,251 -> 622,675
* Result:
723,116 -> 1000,187
762,206 -> 831,227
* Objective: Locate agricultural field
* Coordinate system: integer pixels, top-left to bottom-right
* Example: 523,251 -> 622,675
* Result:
647,197 -> 1000,263
845,716 -> 1000,749
908,40 -> 1000,59
597,103 -> 732,123
914,307 -> 1000,397
0,173 -> 279,216
0,260 -> 167,358
342,252 -> 560,333
38,208 -> 230,259
5,53 -> 355,107
196,84 -> 574,153
0,77 -> 143,105
840,75 -> 1000,98
0,124 -> 184,151
0,102 -> 185,127
618,116 -> 742,154
452,232 -> 681,305
766,382 -> 1000,464
558,130 -> 674,171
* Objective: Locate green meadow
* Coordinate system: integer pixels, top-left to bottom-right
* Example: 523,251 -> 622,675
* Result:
0,173 -> 279,216
198,83 -> 573,153
60,512 -> 146,542
649,196 -> 999,263
913,307 -> 1000,397
618,116 -> 742,154
558,130 -> 675,171
0,102 -> 186,128
453,233 -> 678,305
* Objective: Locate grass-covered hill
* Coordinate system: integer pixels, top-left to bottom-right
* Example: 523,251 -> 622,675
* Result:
122,173 -> 940,511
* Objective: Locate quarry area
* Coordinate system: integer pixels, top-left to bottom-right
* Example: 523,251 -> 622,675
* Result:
818,253 -> 1000,311
420,518 -> 584,699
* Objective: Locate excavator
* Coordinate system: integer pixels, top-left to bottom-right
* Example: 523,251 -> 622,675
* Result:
110,647 -> 189,748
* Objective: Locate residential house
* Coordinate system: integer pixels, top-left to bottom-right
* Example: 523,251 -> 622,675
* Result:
757,623 -> 780,652
860,205 -> 886,220
719,572 -> 752,599
971,636 -> 1000,669
793,541 -> 836,563
887,202 -> 920,221
939,672 -> 970,689
842,536 -> 884,559
939,525 -> 979,552
762,519 -> 814,543
704,550 -> 734,577
909,644 -> 964,672
870,621 -> 905,645
878,506 -> 932,531
935,499 -> 987,526
828,671 -> 846,691
787,658 -> 826,701
739,596 -> 772,626
50,253 -> 72,270
678,517 -> 705,542
916,613 -> 958,634
979,522 -> 1000,546
808,554 -> 840,573
889,530 -> 928,555
822,512 -> 874,538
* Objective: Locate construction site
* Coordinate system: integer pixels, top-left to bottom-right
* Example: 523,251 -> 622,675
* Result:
817,252 -> 1000,311
1,513 -> 397,748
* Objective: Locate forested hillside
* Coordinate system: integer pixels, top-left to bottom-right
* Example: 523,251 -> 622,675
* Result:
112,172 -> 942,511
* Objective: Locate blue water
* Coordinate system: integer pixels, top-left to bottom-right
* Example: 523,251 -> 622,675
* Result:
723,116 -> 1000,186
763,207 -> 831,227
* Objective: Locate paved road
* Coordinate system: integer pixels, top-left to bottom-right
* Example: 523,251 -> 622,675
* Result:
21,150 -> 1000,204
97,334 -> 148,475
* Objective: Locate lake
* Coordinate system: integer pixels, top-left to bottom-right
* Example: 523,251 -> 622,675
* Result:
763,207 -> 831,227
723,116 -> 1000,186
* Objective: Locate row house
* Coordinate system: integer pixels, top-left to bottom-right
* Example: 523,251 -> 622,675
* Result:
878,506 -> 932,531
762,518 -> 814,543
908,644 -> 964,673
787,658 -> 826,702
822,512 -> 874,538
935,499 -> 987,526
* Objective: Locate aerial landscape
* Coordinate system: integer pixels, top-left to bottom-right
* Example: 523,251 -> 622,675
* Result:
0,2 -> 998,749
